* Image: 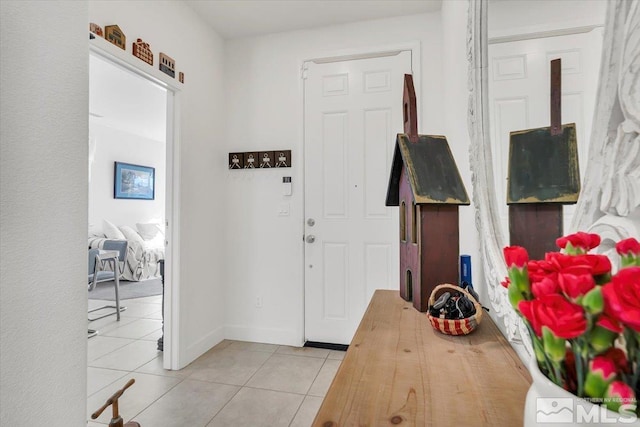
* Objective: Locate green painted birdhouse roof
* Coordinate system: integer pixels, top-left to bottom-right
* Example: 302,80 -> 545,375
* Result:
386,134 -> 470,206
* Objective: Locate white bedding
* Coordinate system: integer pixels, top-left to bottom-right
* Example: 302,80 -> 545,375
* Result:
88,232 -> 164,282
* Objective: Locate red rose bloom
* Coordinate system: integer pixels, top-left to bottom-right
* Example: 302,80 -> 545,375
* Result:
544,252 -> 611,277
582,254 -> 612,276
532,277 -> 559,298
602,347 -> 631,375
556,232 -> 601,251
558,273 -> 596,300
597,313 -> 623,333
602,267 -> 640,332
504,246 -> 529,268
528,259 -> 557,283
545,252 -> 593,276
616,238 -> 640,256
518,294 -> 587,339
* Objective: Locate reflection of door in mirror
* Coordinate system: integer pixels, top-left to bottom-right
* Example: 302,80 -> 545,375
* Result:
487,0 -> 607,236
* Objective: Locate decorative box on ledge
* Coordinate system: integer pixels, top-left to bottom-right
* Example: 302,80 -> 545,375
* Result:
386,74 -> 470,312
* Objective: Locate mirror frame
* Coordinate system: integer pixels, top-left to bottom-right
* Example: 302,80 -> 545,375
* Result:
466,0 -> 640,364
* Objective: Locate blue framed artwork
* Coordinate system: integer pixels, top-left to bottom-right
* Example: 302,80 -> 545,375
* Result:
114,162 -> 155,200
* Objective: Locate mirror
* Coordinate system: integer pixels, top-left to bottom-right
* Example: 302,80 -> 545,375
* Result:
467,0 -> 640,363
487,0 -> 606,237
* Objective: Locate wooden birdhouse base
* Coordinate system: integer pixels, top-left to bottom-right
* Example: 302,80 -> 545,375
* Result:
400,205 -> 460,312
509,204 -> 563,260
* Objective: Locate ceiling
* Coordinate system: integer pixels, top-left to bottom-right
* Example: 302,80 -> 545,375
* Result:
185,0 -> 442,39
89,1 -> 441,136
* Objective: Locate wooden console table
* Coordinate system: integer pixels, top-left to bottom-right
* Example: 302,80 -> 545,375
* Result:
313,290 -> 532,426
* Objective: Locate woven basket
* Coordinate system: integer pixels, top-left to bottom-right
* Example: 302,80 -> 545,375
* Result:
427,283 -> 483,336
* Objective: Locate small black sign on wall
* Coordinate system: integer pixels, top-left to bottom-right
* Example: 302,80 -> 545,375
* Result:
275,150 -> 291,168
228,153 -> 244,169
228,150 -> 291,169
258,151 -> 274,168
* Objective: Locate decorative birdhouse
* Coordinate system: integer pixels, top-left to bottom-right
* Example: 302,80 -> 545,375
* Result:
89,23 -> 103,38
507,59 -> 580,260
132,38 -> 153,66
104,25 -> 126,50
159,53 -> 175,78
386,74 -> 470,312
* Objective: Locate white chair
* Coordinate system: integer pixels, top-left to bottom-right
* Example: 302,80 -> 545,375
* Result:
88,240 -> 128,323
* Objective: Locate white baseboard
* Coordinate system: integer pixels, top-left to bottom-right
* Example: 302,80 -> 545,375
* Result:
182,326 -> 225,368
224,324 -> 304,347
180,325 -> 304,368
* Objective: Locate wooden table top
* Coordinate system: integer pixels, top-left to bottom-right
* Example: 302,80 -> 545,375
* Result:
312,290 -> 532,426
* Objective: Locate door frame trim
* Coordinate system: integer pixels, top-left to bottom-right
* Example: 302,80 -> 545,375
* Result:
89,35 -> 182,370
299,41 -> 421,344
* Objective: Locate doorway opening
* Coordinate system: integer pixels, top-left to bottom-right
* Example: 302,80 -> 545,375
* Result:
86,39 -> 180,377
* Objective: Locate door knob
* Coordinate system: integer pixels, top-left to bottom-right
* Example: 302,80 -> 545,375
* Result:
307,218 -> 316,227
306,235 -> 316,244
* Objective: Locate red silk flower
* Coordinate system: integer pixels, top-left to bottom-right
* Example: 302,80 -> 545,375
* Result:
583,254 -> 613,276
556,232 -> 601,251
504,246 -> 529,268
597,313 -> 624,334
518,294 -> 587,339
531,277 -> 559,298
528,259 -> 558,284
545,252 -> 612,277
558,273 -> 596,301
602,267 -> 640,332
616,238 -> 640,256
602,347 -> 631,375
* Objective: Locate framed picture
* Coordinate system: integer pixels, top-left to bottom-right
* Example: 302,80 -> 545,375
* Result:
114,162 -> 155,200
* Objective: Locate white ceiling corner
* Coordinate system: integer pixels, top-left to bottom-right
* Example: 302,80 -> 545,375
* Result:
184,0 -> 442,39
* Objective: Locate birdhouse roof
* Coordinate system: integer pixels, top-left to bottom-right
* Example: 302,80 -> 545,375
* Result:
385,134 -> 470,206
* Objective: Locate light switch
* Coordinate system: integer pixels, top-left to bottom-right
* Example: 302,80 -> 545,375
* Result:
279,203 -> 290,216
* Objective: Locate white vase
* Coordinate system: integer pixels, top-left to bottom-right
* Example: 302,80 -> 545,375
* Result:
524,359 -> 640,426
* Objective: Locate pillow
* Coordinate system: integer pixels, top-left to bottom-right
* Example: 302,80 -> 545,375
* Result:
136,222 -> 162,240
88,223 -> 105,237
119,225 -> 145,245
103,220 -> 125,240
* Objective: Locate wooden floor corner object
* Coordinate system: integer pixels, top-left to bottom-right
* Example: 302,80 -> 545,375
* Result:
313,290 -> 531,426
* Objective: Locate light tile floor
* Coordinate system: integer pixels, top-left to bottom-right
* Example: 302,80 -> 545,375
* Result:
87,296 -> 343,426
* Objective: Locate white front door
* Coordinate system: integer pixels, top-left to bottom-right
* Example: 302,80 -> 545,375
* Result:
303,51 -> 412,344
488,29 -> 603,233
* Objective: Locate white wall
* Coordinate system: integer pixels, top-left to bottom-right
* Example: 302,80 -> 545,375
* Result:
223,13 -> 444,345
440,1 -> 483,305
89,121 -> 166,230
0,2 -> 88,426
89,0 -> 227,366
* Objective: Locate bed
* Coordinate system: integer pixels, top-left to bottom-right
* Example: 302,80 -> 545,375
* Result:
89,221 -> 164,282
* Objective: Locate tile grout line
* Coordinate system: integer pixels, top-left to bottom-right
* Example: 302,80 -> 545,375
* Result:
88,332 -> 342,426
128,372 -> 187,423
290,351 -> 331,426
202,383 -> 244,427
